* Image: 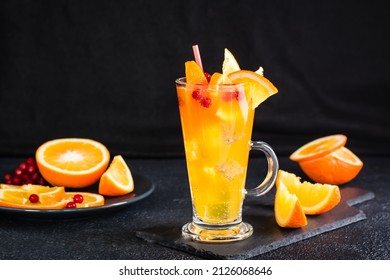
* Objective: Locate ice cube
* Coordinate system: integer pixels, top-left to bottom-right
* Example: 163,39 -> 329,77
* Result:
216,160 -> 244,181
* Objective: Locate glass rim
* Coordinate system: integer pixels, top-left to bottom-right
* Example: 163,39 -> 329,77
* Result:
175,77 -> 244,88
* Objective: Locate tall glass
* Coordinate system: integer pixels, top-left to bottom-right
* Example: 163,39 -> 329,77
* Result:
176,77 -> 279,243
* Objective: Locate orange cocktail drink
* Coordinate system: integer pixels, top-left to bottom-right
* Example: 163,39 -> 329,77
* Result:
176,80 -> 253,224
176,46 -> 279,243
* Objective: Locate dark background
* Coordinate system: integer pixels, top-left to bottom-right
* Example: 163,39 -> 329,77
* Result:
1,0 -> 389,158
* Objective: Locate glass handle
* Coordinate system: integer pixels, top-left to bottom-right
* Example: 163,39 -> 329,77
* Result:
245,141 -> 279,197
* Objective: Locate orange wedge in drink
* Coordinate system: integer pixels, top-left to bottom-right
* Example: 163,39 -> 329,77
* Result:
36,138 -> 110,188
290,135 -> 363,184
222,48 -> 240,75
228,70 -> 278,109
99,155 -> 134,196
185,61 -> 208,84
276,170 -> 341,215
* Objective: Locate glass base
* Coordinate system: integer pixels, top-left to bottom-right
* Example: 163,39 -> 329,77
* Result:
182,221 -> 253,243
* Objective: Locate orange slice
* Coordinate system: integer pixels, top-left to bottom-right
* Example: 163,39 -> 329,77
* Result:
222,48 -> 240,75
228,70 -> 278,109
276,170 -> 341,215
64,192 -> 104,208
0,186 -> 67,209
289,134 -> 347,162
185,61 -> 208,84
298,146 -> 363,185
209,72 -> 232,85
274,179 -> 307,228
21,185 -> 65,204
98,155 -> 134,196
36,138 -> 110,188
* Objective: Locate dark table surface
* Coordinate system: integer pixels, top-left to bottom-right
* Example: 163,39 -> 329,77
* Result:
0,156 -> 389,260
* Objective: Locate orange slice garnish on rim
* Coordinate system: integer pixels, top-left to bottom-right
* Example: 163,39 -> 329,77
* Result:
185,61 -> 208,85
228,70 -> 278,109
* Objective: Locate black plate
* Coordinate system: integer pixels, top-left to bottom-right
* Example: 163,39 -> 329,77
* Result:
0,173 -> 155,220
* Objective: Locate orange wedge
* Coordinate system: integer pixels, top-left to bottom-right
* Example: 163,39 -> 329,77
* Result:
276,170 -> 341,215
222,48 -> 240,75
98,155 -> 134,196
274,179 -> 307,228
185,61 -> 208,84
0,186 -> 67,209
64,192 -> 104,208
209,72 -> 232,85
289,134 -> 347,162
36,138 -> 110,188
298,146 -> 363,185
228,70 -> 278,109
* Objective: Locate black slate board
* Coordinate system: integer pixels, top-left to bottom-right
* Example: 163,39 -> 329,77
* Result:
136,187 -> 375,259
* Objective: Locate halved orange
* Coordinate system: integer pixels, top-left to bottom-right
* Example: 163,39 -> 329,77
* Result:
0,186 -> 67,209
276,170 -> 341,215
289,134 -> 363,184
298,146 -> 363,185
98,155 -> 134,196
64,192 -> 104,208
185,60 -> 208,84
274,179 -> 307,228
36,138 -> 110,188
228,70 -> 278,109
289,134 -> 347,162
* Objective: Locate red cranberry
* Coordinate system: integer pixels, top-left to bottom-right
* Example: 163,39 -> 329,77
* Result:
221,91 -> 239,102
73,194 -> 84,204
14,168 -> 24,177
66,202 -> 77,208
19,162 -> 27,171
38,178 -> 46,185
26,157 -> 36,165
192,90 -> 202,100
236,90 -> 245,101
204,72 -> 211,82
12,177 -> 22,185
29,194 -> 39,203
26,165 -> 37,174
200,96 -> 212,108
4,173 -> 12,181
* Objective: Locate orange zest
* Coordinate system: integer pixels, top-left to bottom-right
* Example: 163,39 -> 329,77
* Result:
276,170 -> 341,215
185,61 -> 208,84
274,179 -> 307,228
99,155 -> 134,196
35,138 -> 110,188
228,70 -> 278,109
64,192 -> 104,208
289,134 -> 347,162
